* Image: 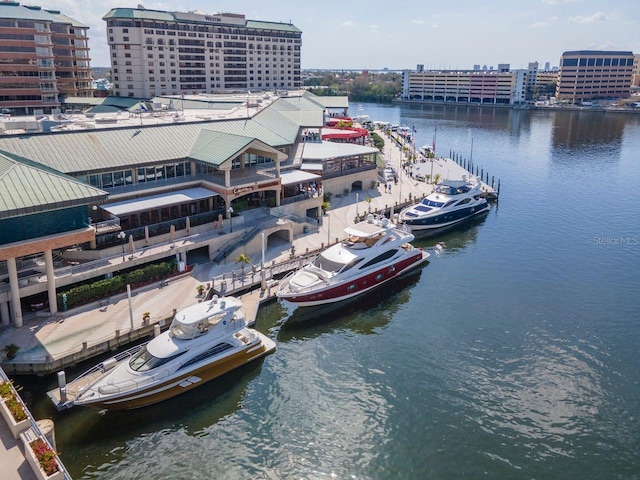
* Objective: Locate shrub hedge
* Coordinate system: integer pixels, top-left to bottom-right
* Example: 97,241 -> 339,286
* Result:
57,259 -> 177,310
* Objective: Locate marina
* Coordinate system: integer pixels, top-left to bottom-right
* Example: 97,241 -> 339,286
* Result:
1,103 -> 639,479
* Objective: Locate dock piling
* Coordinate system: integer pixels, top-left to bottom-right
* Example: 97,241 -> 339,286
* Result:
57,371 -> 67,404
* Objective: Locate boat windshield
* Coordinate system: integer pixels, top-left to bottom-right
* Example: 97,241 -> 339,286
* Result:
421,198 -> 445,208
129,347 -> 183,372
312,253 -> 345,273
170,317 -> 204,339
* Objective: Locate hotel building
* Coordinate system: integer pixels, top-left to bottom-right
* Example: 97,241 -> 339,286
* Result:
103,7 -> 302,98
555,50 -> 634,103
0,2 -> 92,114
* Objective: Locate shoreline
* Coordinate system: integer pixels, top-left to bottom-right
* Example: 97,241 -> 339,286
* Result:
392,98 -> 640,114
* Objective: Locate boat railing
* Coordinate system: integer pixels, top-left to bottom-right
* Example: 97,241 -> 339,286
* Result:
97,363 -> 176,395
73,344 -> 146,393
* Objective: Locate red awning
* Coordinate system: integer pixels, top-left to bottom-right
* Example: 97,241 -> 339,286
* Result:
322,127 -> 368,140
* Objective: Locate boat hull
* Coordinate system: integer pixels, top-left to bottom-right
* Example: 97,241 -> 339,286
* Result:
73,333 -> 275,410
402,203 -> 490,231
278,250 -> 428,307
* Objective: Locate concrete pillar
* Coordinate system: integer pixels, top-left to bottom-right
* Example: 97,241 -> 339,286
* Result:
0,301 -> 9,326
44,249 -> 58,315
180,251 -> 187,263
224,169 -> 231,187
6,257 -> 23,327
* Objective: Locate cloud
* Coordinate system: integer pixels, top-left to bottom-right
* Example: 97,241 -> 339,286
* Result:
530,16 -> 559,28
585,41 -> 619,50
412,19 -> 425,25
340,20 -> 354,27
569,12 -> 616,23
369,24 -> 379,30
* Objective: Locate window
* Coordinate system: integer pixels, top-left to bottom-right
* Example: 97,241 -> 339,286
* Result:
360,250 -> 399,270
129,346 -> 184,372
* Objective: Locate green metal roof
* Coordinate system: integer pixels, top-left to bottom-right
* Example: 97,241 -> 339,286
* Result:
85,105 -> 124,114
246,20 -> 301,33
0,151 -> 107,219
206,119 -> 290,147
254,95 -> 324,130
62,97 -> 105,106
102,8 -> 174,22
0,96 -> 327,175
277,109 -> 324,127
102,96 -> 146,109
103,8 -> 300,33
48,11 -> 88,28
0,123 -> 203,174
0,3 -> 87,27
189,131 -> 254,166
315,96 -> 350,108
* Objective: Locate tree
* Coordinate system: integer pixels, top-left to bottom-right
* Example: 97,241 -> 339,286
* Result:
235,253 -> 251,265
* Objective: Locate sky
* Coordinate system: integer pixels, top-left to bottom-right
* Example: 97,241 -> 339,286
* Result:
32,0 -> 640,70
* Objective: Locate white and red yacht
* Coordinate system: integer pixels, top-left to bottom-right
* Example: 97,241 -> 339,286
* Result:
277,214 -> 429,307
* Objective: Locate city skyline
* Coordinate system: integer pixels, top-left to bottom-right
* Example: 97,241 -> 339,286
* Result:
15,0 -> 640,70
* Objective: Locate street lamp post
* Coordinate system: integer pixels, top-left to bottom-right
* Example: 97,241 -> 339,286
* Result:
117,231 -> 126,262
91,205 -> 97,232
228,206 -> 234,232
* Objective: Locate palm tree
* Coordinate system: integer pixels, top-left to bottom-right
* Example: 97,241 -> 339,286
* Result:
364,197 -> 373,213
235,253 -> 251,278
235,253 -> 251,265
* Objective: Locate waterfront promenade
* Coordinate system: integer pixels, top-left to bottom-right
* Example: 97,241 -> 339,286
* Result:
0,128 -> 484,372
0,129 -> 489,478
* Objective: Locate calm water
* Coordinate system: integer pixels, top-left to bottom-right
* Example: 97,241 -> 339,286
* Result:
19,104 -> 640,479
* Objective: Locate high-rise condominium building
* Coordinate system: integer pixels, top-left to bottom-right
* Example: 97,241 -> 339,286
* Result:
556,50 -> 634,102
103,7 -> 302,98
0,2 -> 92,113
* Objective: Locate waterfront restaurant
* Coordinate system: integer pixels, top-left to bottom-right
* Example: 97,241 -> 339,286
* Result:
0,92 -> 373,326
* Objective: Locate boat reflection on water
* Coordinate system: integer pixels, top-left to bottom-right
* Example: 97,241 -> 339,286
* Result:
277,267 -> 425,342
410,208 -> 490,253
